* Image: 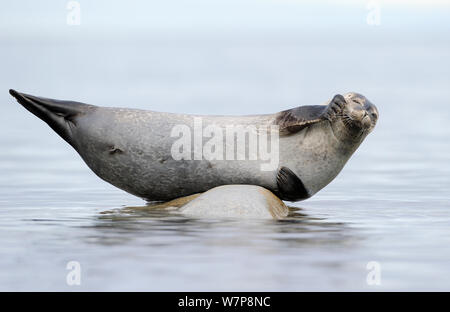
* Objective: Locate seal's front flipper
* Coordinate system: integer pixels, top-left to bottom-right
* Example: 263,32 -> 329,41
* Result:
275,105 -> 326,135
275,94 -> 347,135
322,94 -> 346,121
9,89 -> 94,147
276,166 -> 310,201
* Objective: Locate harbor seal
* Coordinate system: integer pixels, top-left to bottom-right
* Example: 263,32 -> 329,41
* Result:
9,89 -> 378,202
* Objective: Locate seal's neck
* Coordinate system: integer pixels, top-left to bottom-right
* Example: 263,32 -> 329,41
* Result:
331,118 -> 369,153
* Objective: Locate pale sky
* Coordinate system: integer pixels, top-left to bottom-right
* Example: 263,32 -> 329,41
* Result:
0,0 -> 449,37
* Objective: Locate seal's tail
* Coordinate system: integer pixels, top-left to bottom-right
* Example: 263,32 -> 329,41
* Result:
9,89 -> 94,147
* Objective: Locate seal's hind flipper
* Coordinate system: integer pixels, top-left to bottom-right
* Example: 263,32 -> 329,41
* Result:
276,166 -> 310,201
9,89 -> 93,119
9,89 -> 95,147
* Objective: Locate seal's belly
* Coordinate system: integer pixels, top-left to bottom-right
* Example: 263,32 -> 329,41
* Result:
82,151 -> 277,201
75,111 -> 277,201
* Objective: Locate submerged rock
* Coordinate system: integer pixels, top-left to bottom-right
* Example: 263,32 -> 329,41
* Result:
178,185 -> 289,219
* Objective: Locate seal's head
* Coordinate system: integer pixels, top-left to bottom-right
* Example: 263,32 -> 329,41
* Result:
327,92 -> 378,145
341,92 -> 378,134
273,92 -> 379,201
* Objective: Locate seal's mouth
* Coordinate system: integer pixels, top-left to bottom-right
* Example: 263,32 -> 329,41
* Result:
342,110 -> 376,131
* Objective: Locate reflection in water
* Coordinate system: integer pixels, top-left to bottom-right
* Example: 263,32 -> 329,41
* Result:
91,204 -> 354,250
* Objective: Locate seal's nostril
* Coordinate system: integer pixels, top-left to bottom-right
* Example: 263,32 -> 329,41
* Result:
356,110 -> 367,119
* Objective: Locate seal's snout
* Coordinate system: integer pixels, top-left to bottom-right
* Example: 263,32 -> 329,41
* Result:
9,89 -> 93,147
361,113 -> 372,129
